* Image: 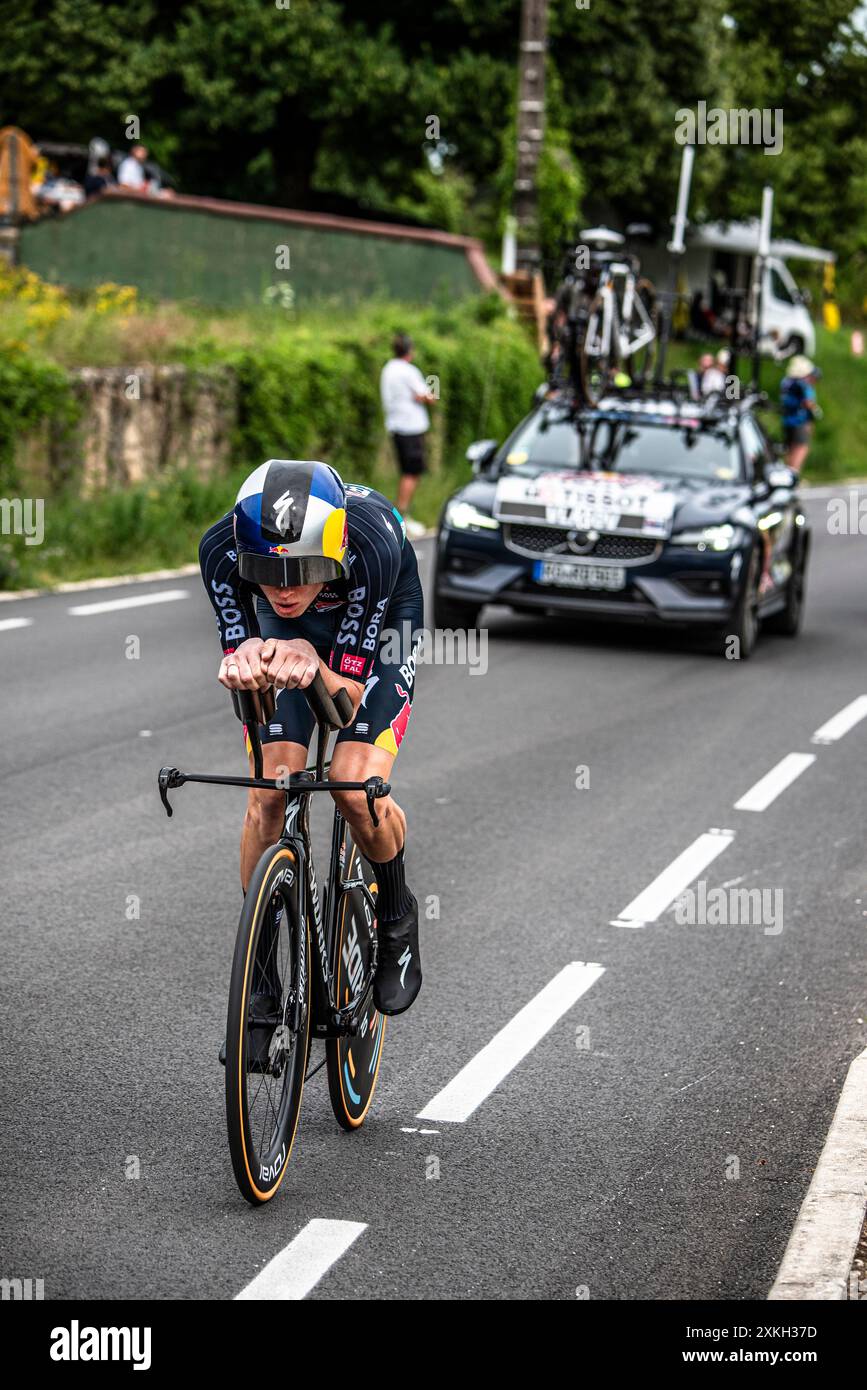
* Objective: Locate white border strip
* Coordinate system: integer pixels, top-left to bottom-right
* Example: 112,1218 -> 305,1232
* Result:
812,696 -> 867,745
769,1047 -> 867,1300
417,961 -> 605,1124
235,1219 -> 367,1300
0,563 -> 201,602
0,536 -> 435,605
734,752 -> 815,812
611,830 -> 734,928
68,589 -> 189,616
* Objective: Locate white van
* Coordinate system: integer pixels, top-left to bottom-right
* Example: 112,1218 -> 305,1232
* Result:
641,219 -> 830,360
758,255 -> 815,358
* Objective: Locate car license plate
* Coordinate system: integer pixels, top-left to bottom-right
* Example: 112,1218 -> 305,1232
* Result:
533,560 -> 626,591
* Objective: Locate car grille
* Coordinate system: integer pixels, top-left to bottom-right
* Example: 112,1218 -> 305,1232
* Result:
505,523 -> 660,564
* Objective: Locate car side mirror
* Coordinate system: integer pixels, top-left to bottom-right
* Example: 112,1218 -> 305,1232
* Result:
766,463 -> 796,490
466,439 -> 499,475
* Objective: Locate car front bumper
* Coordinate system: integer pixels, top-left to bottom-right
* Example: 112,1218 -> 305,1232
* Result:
435,527 -> 748,627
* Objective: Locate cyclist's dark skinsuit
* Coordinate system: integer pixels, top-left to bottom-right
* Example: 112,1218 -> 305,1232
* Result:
198,484 -> 424,754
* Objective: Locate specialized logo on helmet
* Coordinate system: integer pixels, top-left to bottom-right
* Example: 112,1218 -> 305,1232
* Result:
272,490 -> 295,534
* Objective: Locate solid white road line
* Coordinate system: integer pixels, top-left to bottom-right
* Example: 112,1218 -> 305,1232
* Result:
0,563 -> 201,603
235,1219 -> 367,1301
417,961 -> 605,1124
734,752 -> 815,812
812,695 -> 867,745
0,537 -> 435,604
768,1047 -> 867,1301
0,617 -> 33,632
68,589 -> 189,616
798,484 -> 867,500
610,830 -> 734,928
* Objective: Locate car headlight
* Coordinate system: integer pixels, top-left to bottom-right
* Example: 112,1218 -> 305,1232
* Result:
669,523 -> 744,552
444,500 -> 500,531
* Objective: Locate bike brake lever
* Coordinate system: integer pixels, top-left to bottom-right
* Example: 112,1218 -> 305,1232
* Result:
364,777 -> 391,829
157,766 -> 186,818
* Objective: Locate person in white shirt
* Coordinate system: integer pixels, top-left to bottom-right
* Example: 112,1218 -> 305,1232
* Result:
116,145 -> 150,191
698,352 -> 726,396
380,333 -> 436,538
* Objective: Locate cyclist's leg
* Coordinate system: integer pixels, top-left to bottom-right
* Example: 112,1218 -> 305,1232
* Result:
328,740 -> 404,865
238,694 -> 313,1065
241,598 -> 324,887
328,619 -> 422,1014
328,598 -> 419,866
240,684 -> 315,890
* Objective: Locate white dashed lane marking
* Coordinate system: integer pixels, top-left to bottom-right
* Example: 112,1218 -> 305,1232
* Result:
733,752 -> 816,812
811,695 -> 867,745
67,589 -> 189,616
417,961 -> 605,1124
610,830 -> 734,929
0,617 -> 33,632
235,1219 -> 367,1300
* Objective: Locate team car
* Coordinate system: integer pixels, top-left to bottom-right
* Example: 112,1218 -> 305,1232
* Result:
433,390 -> 810,658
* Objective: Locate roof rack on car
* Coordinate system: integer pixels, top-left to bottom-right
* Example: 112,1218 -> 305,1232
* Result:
544,378 -> 768,428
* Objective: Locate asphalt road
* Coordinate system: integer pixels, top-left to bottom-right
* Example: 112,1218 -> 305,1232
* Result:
1,488 -> 865,1301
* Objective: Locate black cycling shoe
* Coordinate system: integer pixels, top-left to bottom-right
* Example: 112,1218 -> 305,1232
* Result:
218,991 -> 281,1072
373,894 -> 422,1016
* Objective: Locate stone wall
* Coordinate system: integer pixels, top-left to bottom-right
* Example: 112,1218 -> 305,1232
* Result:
15,364 -> 238,495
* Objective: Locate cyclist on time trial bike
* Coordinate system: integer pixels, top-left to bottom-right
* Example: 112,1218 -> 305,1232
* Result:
198,458 -> 424,1016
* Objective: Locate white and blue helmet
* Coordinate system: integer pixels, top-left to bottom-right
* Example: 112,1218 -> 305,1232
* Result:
234,459 -> 348,587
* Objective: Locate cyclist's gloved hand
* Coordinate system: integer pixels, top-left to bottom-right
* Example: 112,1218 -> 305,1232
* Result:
260,638 -> 319,691
218,638 -> 273,691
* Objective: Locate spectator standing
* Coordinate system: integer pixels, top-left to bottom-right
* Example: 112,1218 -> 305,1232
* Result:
380,333 -> 435,539
780,356 -> 820,475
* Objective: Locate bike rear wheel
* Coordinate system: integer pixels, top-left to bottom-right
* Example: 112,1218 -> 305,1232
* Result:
326,835 -> 385,1130
225,844 -> 310,1204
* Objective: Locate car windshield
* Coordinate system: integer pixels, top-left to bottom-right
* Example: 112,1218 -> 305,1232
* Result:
498,410 -> 742,482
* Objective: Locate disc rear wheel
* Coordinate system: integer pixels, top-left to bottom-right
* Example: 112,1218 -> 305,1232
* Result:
326,837 -> 385,1130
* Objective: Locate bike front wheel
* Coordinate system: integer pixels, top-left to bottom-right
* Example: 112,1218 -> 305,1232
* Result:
225,843 -> 310,1204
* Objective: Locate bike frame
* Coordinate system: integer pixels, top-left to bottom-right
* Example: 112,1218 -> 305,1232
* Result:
587,263 -> 656,361
277,730 -> 380,1041
157,678 -> 387,1042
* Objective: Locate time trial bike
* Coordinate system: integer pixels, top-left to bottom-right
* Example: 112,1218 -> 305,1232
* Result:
158,674 -> 389,1205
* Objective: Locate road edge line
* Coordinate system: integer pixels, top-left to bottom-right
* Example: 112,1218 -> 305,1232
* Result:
0,534 -> 435,604
0,563 -> 202,602
768,1046 -> 867,1301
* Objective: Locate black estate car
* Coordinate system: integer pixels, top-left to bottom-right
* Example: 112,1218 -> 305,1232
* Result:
433,392 -> 809,658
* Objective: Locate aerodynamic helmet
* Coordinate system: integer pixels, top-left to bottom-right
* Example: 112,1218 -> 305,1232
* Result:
234,459 -> 348,587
